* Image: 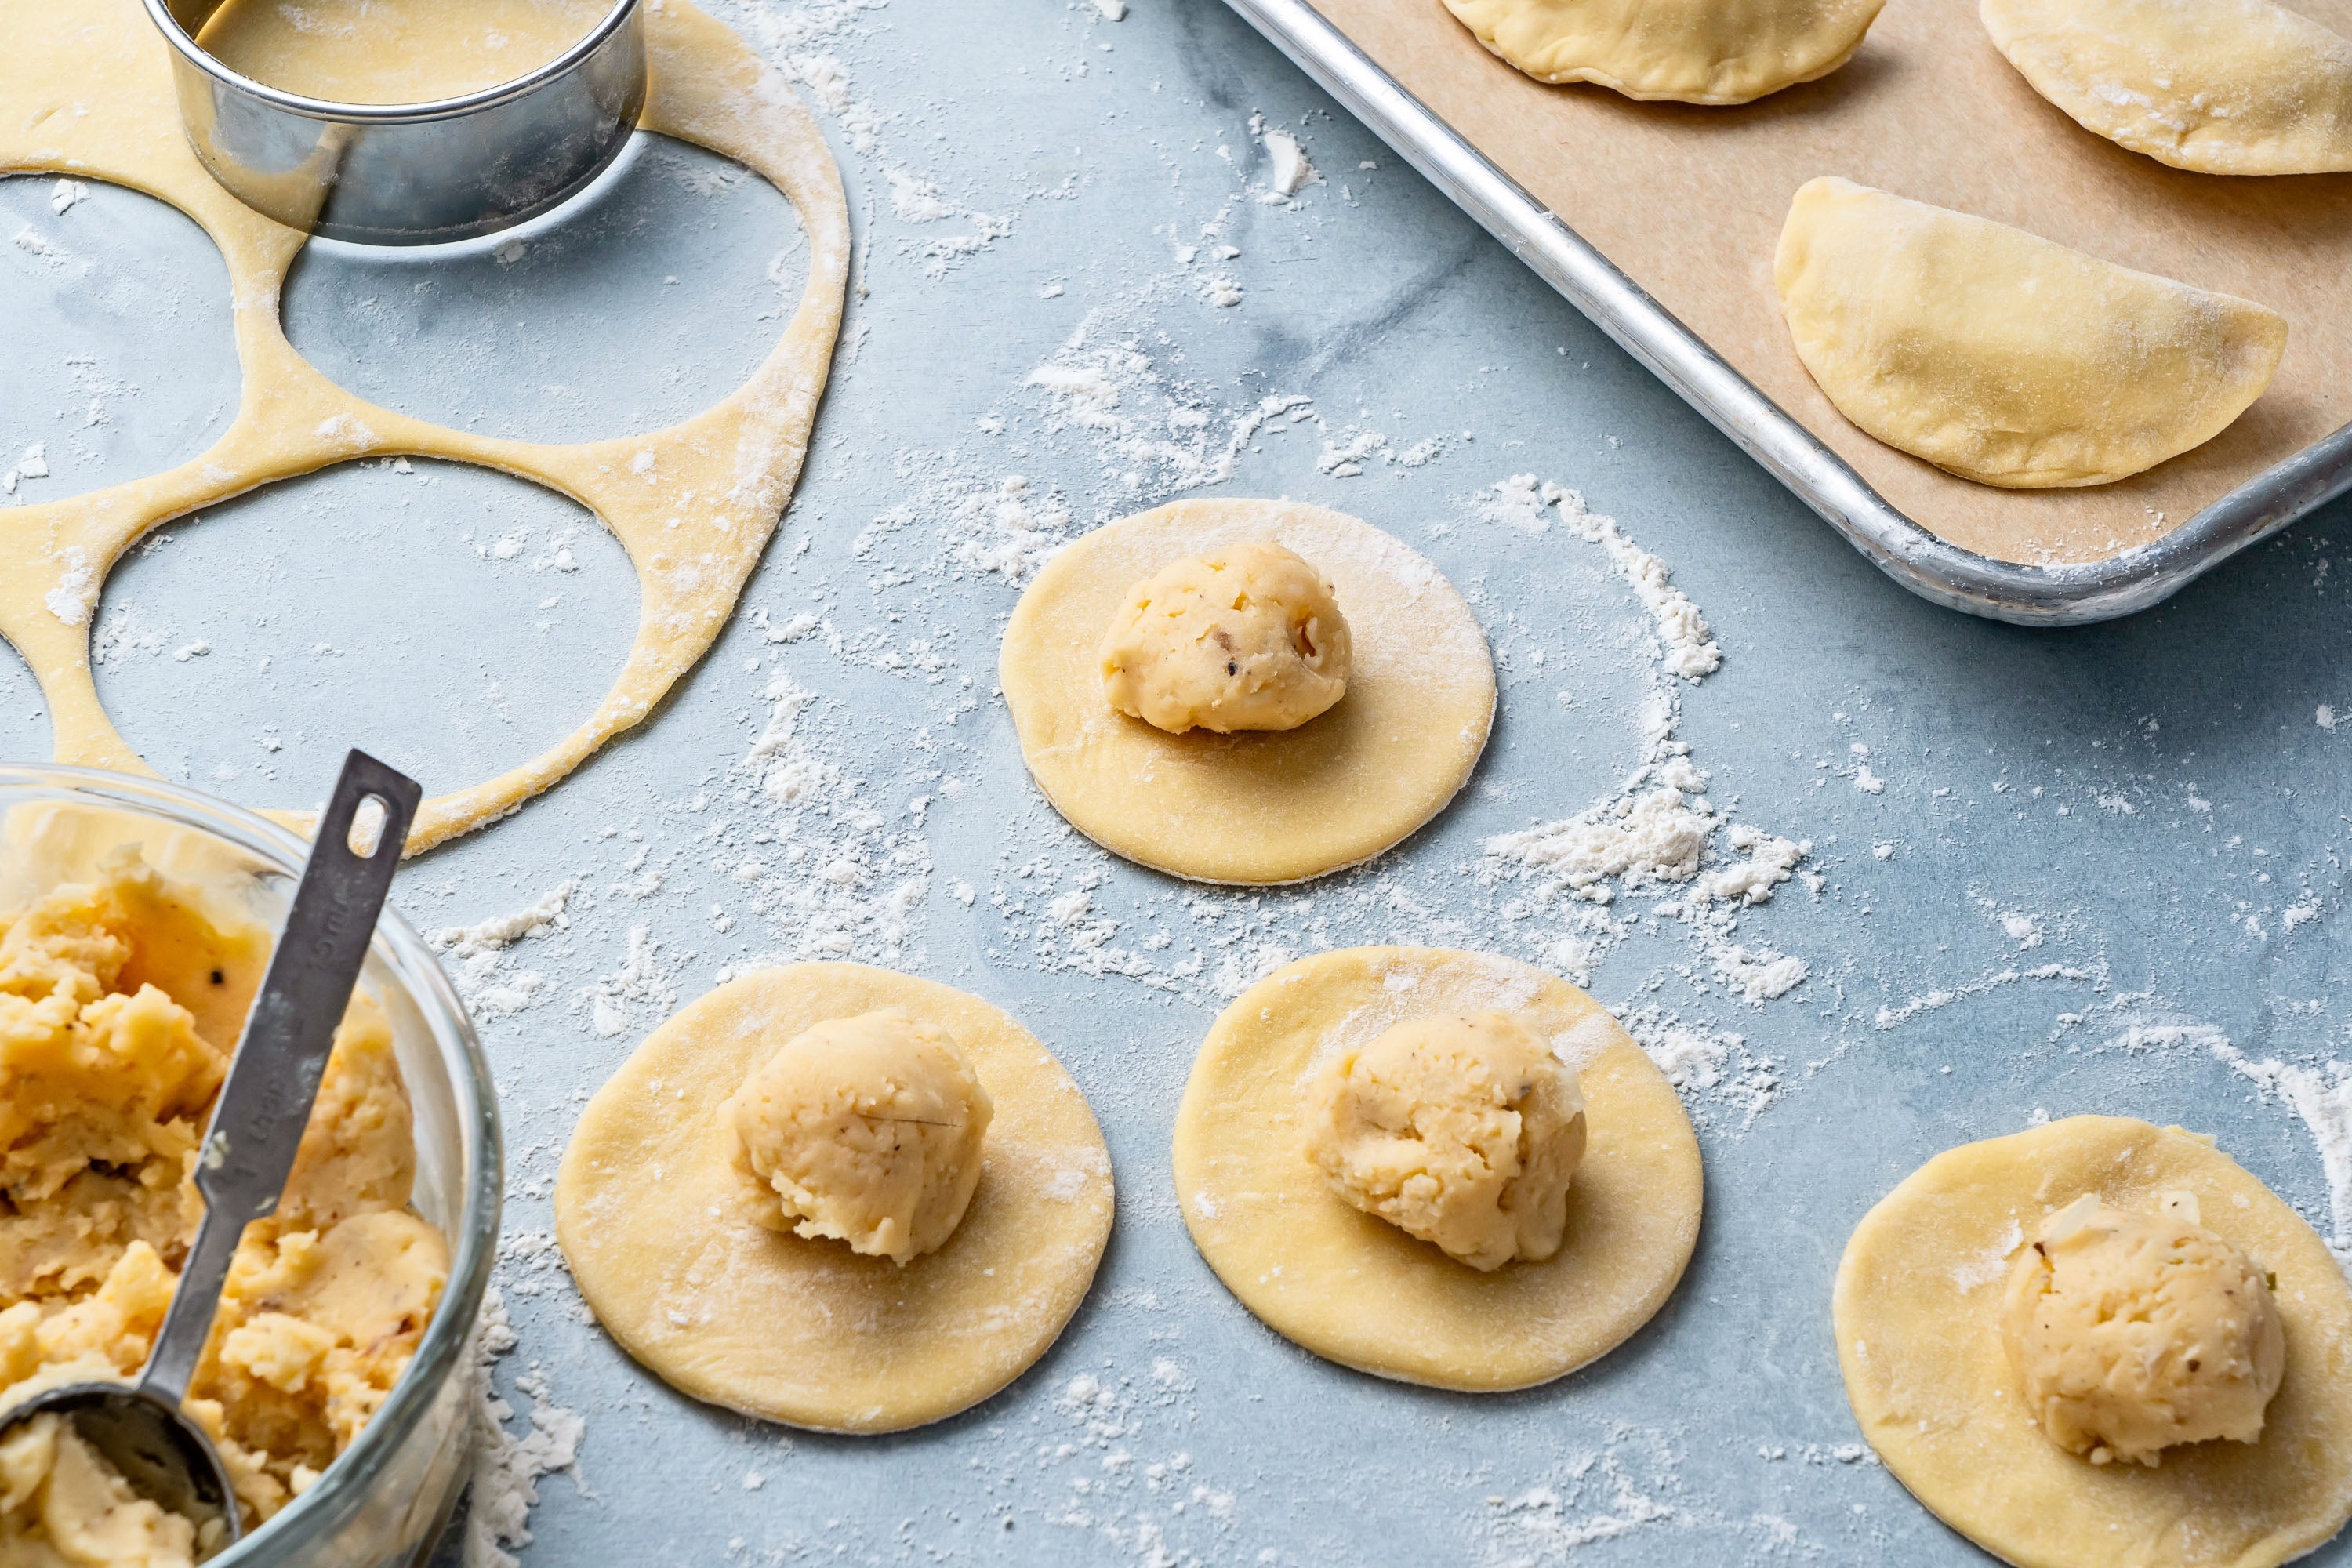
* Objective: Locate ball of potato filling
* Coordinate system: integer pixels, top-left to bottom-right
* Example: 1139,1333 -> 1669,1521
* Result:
1304,1012 -> 1585,1271
1098,543 -> 1350,734
723,1011 -> 993,1265
2001,1190 -> 2285,1466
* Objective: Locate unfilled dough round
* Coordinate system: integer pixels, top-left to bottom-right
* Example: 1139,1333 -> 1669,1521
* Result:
1981,0 -> 2352,176
1001,500 -> 1494,885
1835,1116 -> 2352,1568
1172,946 -> 1701,1390
556,964 -> 1114,1434
1774,177 -> 2288,489
1441,0 -> 1885,104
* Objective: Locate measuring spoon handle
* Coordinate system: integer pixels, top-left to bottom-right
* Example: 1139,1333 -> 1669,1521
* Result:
140,750 -> 420,1405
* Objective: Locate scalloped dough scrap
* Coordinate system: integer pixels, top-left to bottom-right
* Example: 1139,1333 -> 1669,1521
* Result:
1982,0 -> 2352,176
1442,0 -> 1885,104
1000,500 -> 1494,885
1835,1116 -> 2352,1568
1172,946 -> 1701,1391
556,965 -> 1114,1435
1774,177 -> 2288,488
0,0 -> 848,855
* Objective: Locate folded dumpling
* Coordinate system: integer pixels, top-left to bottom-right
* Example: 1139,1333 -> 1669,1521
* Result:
1443,0 -> 1884,105
1982,0 -> 2352,175
1773,177 -> 2288,488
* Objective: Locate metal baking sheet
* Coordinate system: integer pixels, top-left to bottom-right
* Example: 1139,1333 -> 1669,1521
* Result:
1222,0 -> 2352,626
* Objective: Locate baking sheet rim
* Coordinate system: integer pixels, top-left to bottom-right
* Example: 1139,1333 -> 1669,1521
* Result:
1225,0 -> 2352,628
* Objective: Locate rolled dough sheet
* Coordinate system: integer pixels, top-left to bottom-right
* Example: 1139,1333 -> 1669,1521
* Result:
555,964 -> 1116,1435
1835,1116 -> 2352,1568
1172,946 -> 1703,1391
0,0 -> 848,854
1314,0 -> 2352,568
1000,499 -> 1495,885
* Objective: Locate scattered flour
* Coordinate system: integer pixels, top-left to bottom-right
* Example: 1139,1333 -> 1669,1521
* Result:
463,1287 -> 584,1568
430,881 -> 583,1020
1259,130 -> 1318,201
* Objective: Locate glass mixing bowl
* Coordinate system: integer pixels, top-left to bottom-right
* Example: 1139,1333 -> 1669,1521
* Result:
0,764 -> 502,1568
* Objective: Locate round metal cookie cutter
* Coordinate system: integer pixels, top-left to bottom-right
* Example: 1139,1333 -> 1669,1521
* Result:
139,0 -> 645,245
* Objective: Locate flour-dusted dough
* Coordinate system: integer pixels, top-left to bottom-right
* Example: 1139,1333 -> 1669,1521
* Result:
1982,0 -> 2352,176
1835,1116 -> 2352,1568
1172,947 -> 1701,1390
1442,0 -> 1884,103
555,965 -> 1114,1434
0,0 -> 848,855
1001,501 -> 1494,886
1774,177 -> 2288,489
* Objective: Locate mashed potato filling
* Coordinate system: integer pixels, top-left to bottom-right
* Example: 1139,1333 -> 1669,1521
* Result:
0,851 -> 449,1555
2002,1189 -> 2285,1466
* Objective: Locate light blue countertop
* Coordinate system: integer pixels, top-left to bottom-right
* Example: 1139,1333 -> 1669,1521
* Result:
5,2 -> 2350,1563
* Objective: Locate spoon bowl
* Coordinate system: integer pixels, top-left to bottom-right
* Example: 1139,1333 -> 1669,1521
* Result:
4,1383 -> 241,1555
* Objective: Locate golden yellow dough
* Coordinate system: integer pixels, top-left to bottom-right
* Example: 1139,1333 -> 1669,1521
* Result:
0,851 -> 450,1535
198,0 -> 610,103
1980,0 -> 2352,176
1442,0 -> 1885,104
1774,177 -> 2288,489
720,1010 -> 993,1265
1002,500 -> 1494,885
1835,1116 -> 2352,1568
555,964 -> 1114,1434
1304,1011 -> 1587,1272
2002,1192 -> 2285,1467
1173,947 -> 1701,1390
1099,543 -> 1351,735
0,0 -> 848,855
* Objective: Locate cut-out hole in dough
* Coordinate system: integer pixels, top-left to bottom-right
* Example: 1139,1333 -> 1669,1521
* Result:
0,176 -> 239,500
283,136 -> 812,445
93,459 -> 637,810
0,640 -> 49,757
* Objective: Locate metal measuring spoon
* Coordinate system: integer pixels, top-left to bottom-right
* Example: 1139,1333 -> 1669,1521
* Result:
1,750 -> 420,1556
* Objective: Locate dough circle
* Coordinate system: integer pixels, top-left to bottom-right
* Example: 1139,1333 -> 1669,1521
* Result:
1171,946 -> 1702,1390
0,0 -> 848,855
555,964 -> 1115,1435
1000,500 -> 1494,885
1774,177 -> 2288,489
1834,1116 -> 2352,1568
1441,0 -> 1885,104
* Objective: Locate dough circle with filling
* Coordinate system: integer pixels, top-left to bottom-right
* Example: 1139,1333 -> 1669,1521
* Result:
0,0 -> 848,855
1774,177 -> 2288,489
1000,500 -> 1495,885
555,964 -> 1115,1435
1442,0 -> 1885,104
1171,946 -> 1702,1390
1835,1116 -> 2352,1568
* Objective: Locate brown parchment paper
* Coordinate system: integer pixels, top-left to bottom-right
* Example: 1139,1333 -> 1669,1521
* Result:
1309,0 -> 2352,566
